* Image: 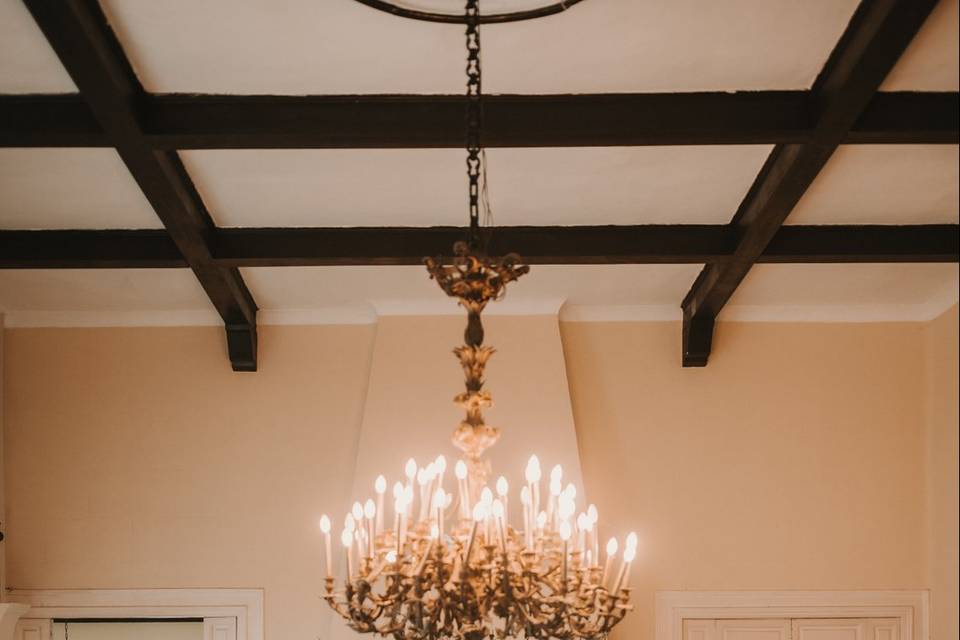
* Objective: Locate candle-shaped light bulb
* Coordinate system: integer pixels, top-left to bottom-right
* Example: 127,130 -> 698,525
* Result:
602,537 -> 618,588
433,487 -> 447,510
455,460 -> 467,480
480,487 -> 493,506
319,514 -> 332,578
392,481 -> 404,499
375,475 -> 386,494
626,531 -> 638,551
405,458 -> 417,480
496,476 -> 508,497
563,483 -> 576,501
607,537 -> 618,556
525,455 -> 541,483
374,476 -> 386,534
587,504 -> 598,523
344,513 -> 355,532
559,520 -> 572,541
364,499 -> 376,519
550,463 -> 563,483
341,529 -> 353,547
550,477 -> 562,496
435,455 -> 447,474
473,502 -> 488,522
491,499 -> 504,520
352,502 -> 363,521
520,486 -> 530,505
417,468 -> 427,486
623,545 -> 636,563
576,512 -> 588,531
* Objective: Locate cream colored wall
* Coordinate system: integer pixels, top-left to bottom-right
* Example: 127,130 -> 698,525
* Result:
1,316 -> 953,639
924,304 -> 959,640
2,324 -> 376,639
561,320 -> 929,639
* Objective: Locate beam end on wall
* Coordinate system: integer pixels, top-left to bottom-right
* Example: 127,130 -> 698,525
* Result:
226,323 -> 258,372
682,309 -> 715,368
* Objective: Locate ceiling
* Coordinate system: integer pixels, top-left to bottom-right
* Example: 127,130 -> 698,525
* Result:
0,0 -> 957,326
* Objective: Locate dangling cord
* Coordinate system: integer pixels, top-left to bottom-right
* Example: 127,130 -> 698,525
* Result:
465,0 -> 484,252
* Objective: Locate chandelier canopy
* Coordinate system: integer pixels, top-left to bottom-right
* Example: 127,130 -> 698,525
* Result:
319,3 -> 636,638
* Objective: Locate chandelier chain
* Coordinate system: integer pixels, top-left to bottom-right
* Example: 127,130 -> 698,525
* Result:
465,0 -> 482,248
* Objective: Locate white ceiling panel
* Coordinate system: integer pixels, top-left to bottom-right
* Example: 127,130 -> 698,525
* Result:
881,0 -> 959,90
0,269 -> 217,326
785,145 -> 960,225
726,263 -> 959,321
0,0 -> 77,93
100,0 -> 857,94
0,149 -> 162,229
182,146 -> 772,227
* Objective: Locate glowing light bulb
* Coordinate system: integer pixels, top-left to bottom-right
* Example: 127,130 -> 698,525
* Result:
352,502 -> 363,520
492,499 -> 504,519
550,464 -> 563,484
559,520 -> 572,541
405,458 -> 417,480
364,499 -> 376,519
375,475 -> 387,494
319,514 -> 331,533
626,532 -> 638,551
576,513 -> 588,531
623,546 -> 636,563
496,476 -> 509,497
587,504 -> 598,523
341,529 -> 353,547
550,477 -> 562,496
606,537 -> 618,556
404,485 -> 414,502
472,502 -> 488,522
563,483 -> 577,501
480,487 -> 493,506
558,496 -> 576,521
520,486 -> 530,505
433,488 -> 447,510
392,481 -> 404,499
525,455 -> 541,483
425,462 -> 437,479
435,455 -> 447,473
344,513 -> 355,532
393,497 -> 404,513
385,550 -> 397,563
455,459 -> 468,480
417,468 -> 427,485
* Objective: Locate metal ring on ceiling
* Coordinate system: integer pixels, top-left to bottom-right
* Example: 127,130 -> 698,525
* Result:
351,0 -> 589,24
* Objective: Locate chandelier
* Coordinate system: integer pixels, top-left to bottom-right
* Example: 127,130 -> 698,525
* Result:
319,2 -> 635,638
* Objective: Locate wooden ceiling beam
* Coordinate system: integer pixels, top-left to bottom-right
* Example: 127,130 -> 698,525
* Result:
1,91 -> 956,148
680,0 -> 943,367
3,225 -> 956,269
23,0 -> 258,371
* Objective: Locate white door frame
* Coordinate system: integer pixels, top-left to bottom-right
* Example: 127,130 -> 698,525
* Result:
656,590 -> 928,640
7,589 -> 262,640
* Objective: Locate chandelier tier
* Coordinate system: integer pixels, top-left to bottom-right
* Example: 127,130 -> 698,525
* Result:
319,2 -> 635,638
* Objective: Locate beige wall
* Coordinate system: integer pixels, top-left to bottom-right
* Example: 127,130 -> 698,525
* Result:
924,304 -> 959,640
2,314 -> 956,639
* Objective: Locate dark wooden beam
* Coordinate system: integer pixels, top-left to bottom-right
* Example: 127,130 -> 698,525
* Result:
680,0 -> 942,367
2,91 -> 956,148
23,0 -> 258,371
849,91 -> 960,143
3,225 -> 956,268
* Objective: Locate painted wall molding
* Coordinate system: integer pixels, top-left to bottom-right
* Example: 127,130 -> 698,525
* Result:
656,590 -> 929,640
7,589 -> 262,640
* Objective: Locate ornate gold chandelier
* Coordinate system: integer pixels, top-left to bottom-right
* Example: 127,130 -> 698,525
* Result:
319,2 -> 635,638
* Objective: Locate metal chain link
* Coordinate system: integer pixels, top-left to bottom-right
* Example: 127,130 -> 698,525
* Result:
465,0 -> 482,248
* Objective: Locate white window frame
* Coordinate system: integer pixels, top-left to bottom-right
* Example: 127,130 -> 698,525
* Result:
656,590 -> 928,640
7,589 -> 262,640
